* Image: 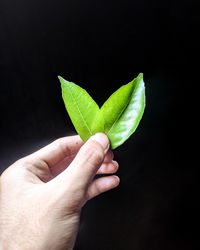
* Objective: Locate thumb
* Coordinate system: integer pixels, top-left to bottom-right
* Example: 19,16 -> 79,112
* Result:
53,133 -> 110,191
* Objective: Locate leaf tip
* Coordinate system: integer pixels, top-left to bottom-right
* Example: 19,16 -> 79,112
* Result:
57,75 -> 63,82
138,72 -> 144,79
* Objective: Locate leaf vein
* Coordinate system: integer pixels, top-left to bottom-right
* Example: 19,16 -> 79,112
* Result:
68,85 -> 92,136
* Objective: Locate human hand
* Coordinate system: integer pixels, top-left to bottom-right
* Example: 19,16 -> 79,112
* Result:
0,133 -> 119,250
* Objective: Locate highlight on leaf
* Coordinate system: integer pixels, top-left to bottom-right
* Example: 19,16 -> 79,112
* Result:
58,73 -> 145,149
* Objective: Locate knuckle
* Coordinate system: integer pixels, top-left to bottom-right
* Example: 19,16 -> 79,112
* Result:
14,157 -> 28,166
52,138 -> 70,157
52,138 -> 63,150
14,157 -> 33,170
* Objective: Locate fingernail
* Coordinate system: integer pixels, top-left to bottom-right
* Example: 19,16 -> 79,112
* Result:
92,133 -> 110,153
110,175 -> 120,187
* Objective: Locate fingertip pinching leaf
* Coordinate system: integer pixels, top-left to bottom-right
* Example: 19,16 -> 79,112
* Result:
58,73 -> 145,149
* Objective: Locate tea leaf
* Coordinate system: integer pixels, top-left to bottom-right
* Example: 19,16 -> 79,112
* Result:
58,76 -> 103,142
92,73 -> 145,149
59,73 -> 145,149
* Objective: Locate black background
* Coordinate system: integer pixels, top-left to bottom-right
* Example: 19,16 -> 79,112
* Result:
0,0 -> 199,249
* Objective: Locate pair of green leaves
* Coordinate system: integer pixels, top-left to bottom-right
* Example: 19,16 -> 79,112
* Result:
58,73 -> 145,149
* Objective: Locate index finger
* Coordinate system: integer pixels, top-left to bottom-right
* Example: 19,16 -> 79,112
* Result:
29,135 -> 84,167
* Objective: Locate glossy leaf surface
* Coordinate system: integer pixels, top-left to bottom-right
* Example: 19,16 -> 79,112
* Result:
58,76 -> 102,142
59,73 -> 145,149
91,81 -> 134,148
101,73 -> 145,149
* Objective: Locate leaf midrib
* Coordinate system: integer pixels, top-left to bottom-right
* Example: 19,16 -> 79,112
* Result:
107,80 -> 140,136
68,84 -> 93,136
107,92 -> 132,136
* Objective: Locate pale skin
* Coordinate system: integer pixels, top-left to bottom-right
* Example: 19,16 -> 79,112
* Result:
0,133 -> 120,250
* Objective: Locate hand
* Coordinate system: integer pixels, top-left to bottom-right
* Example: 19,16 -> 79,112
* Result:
0,133 -> 119,250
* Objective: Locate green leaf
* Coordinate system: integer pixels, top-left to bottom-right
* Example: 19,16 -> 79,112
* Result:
59,73 -> 145,149
92,73 -> 145,149
58,76 -> 103,142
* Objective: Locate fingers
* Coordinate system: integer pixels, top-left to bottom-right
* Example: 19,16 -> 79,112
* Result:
51,153 -> 118,178
50,153 -> 77,178
67,133 -> 109,185
50,148 -> 117,179
87,175 -> 120,200
29,135 -> 84,168
53,133 -> 110,190
48,133 -> 120,211
97,160 -> 119,174
104,150 -> 114,163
